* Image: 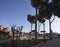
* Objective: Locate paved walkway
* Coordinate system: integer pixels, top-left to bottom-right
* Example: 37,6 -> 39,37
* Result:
41,38 -> 60,47
29,38 -> 60,47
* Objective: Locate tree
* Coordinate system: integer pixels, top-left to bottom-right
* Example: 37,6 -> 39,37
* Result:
52,0 -> 60,18
27,14 -> 36,39
30,0 -> 60,40
47,0 -> 60,39
31,0 -> 49,8
18,26 -> 23,40
38,0 -> 56,40
11,25 -> 16,40
30,0 -> 40,43
38,22 -> 41,33
30,0 -> 49,43
27,14 -> 36,32
15,28 -> 18,47
38,15 -> 46,42
11,25 -> 16,47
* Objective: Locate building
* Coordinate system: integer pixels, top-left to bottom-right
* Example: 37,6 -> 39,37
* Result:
0,25 -> 11,39
0,25 -> 4,31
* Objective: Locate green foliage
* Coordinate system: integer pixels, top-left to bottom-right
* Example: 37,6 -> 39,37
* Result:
31,0 -> 49,8
52,0 -> 60,17
31,0 -> 60,19
38,15 -> 45,23
27,14 -> 36,23
0,34 -> 4,39
31,0 -> 42,8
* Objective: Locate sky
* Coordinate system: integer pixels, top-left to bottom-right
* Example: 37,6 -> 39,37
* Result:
0,0 -> 60,33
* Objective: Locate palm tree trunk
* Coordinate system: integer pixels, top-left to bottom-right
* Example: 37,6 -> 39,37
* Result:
35,8 -> 37,43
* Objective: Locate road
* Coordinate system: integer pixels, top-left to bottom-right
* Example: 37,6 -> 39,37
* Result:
41,38 -> 60,47
0,38 -> 11,43
0,38 -> 12,47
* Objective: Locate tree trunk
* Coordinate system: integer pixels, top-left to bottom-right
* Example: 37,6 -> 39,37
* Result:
38,22 -> 41,32
19,30 -> 21,40
49,15 -> 55,40
43,23 -> 45,39
30,23 -> 33,38
43,23 -> 46,43
31,23 -> 33,32
12,29 -> 14,41
49,19 -> 52,40
16,31 -> 18,47
35,8 -> 37,44
12,29 -> 15,47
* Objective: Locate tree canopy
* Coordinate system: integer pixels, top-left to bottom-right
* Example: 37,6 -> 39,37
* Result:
27,14 -> 36,23
31,0 -> 60,19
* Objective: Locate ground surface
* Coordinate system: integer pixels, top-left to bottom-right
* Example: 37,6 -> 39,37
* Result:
41,38 -> 60,47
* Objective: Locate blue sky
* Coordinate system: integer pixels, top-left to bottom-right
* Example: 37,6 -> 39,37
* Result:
0,0 -> 60,33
